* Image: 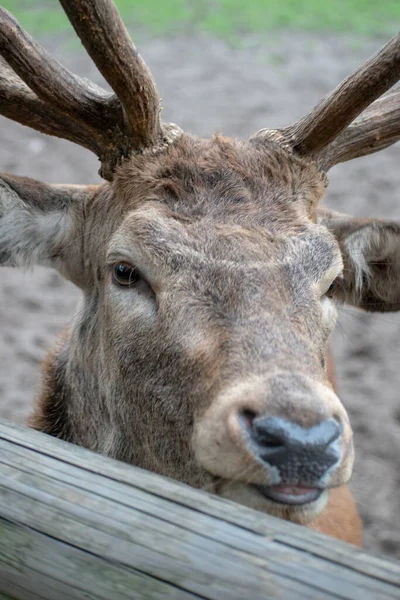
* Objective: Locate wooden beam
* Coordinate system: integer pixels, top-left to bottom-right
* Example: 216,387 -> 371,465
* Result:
0,420 -> 399,599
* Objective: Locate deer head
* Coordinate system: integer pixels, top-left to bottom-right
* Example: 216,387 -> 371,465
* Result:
1,1 -> 400,526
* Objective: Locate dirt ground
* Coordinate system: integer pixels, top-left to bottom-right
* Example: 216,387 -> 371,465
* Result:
0,32 -> 399,560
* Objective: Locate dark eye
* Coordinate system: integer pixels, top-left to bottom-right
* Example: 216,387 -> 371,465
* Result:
112,262 -> 140,287
325,277 -> 345,299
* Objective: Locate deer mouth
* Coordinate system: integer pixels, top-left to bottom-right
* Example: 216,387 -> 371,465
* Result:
254,484 -> 323,506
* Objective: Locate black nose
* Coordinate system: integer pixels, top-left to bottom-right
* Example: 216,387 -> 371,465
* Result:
248,416 -> 342,484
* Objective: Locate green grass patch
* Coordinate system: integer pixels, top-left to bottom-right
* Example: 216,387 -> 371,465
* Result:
2,0 -> 400,39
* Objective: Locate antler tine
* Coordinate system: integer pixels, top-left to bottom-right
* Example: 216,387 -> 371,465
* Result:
0,7 -> 123,135
319,84 -> 400,169
283,34 -> 400,158
0,58 -> 104,155
0,3 -> 182,180
59,0 -> 164,150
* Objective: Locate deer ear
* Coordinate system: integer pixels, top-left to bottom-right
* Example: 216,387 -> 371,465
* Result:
318,207 -> 400,312
0,174 -> 98,287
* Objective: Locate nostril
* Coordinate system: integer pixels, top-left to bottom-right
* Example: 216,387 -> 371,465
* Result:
323,418 -> 343,446
253,421 -> 286,449
239,412 -> 286,451
239,409 -> 257,431
259,437 -> 284,448
312,418 -> 342,449
332,414 -> 344,433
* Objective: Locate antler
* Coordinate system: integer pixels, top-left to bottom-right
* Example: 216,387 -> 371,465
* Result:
319,84 -> 400,169
59,0 -> 162,149
0,58 -> 103,153
0,2 -> 181,180
253,34 -> 400,171
1,0 -> 398,178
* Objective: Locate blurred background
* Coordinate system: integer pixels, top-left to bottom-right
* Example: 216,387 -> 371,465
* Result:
0,0 -> 399,559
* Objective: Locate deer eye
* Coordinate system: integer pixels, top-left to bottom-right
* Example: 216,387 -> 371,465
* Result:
112,262 -> 140,287
324,277 -> 345,300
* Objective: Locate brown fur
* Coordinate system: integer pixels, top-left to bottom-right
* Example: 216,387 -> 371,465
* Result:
28,327 -> 72,441
310,485 -> 363,546
308,352 -> 362,546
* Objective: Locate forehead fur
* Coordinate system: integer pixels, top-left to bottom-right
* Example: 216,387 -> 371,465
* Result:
113,133 -> 327,232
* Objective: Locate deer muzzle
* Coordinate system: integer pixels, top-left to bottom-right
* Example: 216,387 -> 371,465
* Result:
193,371 -> 354,521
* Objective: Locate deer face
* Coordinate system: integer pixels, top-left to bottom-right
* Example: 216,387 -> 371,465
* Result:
86,136 -> 352,523
3,136 -> 400,527
1,1 -> 400,527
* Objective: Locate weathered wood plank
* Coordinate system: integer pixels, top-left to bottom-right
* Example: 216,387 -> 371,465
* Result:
0,478 -> 308,600
1,419 -> 399,586
0,519 -> 195,600
0,419 -> 399,600
0,593 -> 19,600
0,440 -> 397,599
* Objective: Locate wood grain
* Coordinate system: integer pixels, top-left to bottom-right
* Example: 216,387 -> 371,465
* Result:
0,420 -> 399,600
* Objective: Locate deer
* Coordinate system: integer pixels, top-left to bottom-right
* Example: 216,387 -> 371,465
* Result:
1,0 -> 400,548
